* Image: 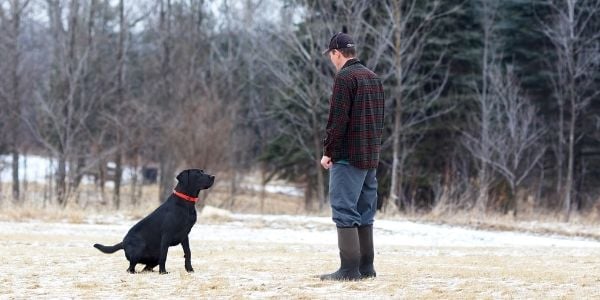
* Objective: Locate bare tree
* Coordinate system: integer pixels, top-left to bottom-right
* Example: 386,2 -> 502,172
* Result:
0,0 -> 31,203
25,0 -> 96,206
0,2 -> 8,203
209,0 -> 248,208
112,0 -> 126,209
238,1 -> 276,212
489,68 -> 546,199
0,2 -> 6,204
155,0 -> 177,203
88,0 -> 153,208
463,0 -> 547,215
363,0 -> 456,211
170,0 -> 234,175
465,0 -> 500,214
67,0 -> 132,207
136,0 -> 234,205
539,0 -> 600,220
259,30 -> 329,209
464,65 -> 547,214
257,0 -> 372,209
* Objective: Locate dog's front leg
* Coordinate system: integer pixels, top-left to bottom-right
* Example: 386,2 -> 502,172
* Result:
182,236 -> 194,273
159,236 -> 170,274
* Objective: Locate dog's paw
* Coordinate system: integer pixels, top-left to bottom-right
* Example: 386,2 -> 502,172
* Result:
159,270 -> 169,275
186,268 -> 195,273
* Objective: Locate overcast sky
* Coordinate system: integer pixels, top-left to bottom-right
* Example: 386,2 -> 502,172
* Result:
13,0 -> 302,33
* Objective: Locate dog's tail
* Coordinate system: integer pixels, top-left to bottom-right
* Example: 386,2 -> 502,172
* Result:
93,242 -> 123,254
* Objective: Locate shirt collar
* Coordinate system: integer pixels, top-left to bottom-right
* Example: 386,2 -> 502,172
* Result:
341,58 -> 361,70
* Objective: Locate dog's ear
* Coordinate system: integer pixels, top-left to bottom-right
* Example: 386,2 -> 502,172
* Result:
176,170 -> 190,186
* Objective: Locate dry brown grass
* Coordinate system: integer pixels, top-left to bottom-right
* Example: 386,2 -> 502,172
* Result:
406,210 -> 600,241
205,185 -> 308,215
2,181 -> 600,247
0,205 -> 87,223
0,220 -> 598,299
3,184 -> 600,244
1,180 -> 599,298
0,180 -> 312,221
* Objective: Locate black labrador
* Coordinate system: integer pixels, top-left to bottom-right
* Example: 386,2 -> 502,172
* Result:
94,169 -> 215,274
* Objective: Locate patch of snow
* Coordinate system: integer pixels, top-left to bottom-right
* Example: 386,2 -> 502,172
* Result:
374,219 -> 600,248
0,154 -> 136,184
1,155 -> 304,197
1,212 -> 598,263
191,213 -> 600,248
1,154 -> 57,183
241,183 -> 304,197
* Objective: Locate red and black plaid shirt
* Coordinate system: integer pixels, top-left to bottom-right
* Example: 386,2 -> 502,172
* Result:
323,59 -> 385,169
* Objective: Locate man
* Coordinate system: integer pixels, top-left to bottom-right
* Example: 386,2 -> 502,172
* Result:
320,32 -> 385,281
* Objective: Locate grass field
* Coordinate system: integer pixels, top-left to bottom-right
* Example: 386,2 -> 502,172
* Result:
1,212 -> 599,299
2,157 -> 600,298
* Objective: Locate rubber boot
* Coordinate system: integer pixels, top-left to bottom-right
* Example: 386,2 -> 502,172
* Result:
358,225 -> 376,278
320,227 -> 361,281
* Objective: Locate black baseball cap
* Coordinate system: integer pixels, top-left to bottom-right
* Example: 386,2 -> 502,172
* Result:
322,32 -> 355,55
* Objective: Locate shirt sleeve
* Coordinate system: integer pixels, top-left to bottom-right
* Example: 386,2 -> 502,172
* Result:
323,75 -> 353,158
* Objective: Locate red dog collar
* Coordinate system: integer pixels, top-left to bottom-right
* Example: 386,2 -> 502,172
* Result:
173,190 -> 199,203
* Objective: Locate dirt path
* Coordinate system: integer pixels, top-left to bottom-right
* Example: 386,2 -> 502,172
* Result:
0,219 -> 599,299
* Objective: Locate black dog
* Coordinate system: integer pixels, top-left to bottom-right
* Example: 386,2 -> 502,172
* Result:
94,169 -> 214,274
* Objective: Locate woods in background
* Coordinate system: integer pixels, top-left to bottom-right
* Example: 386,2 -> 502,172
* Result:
0,0 -> 598,219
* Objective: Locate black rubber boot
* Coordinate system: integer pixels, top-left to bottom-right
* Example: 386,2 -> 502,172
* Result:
358,225 -> 376,279
320,227 -> 361,281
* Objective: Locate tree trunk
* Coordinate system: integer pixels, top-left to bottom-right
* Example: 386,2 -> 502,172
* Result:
388,0 -> 404,212
9,0 -> 24,203
556,100 -> 564,197
21,152 -> 28,202
563,100 -> 576,221
229,171 -> 237,209
45,157 -> 54,207
561,0 -> 577,222
112,0 -> 126,210
98,158 -> 106,204
56,154 -> 67,207
72,156 -> 84,205
113,149 -> 123,209
0,168 -> 3,204
159,150 -> 176,203
312,112 -> 325,210
157,0 -> 175,204
304,180 -> 313,211
475,0 -> 494,216
260,163 -> 266,213
389,95 -> 402,211
11,151 -> 19,203
130,153 -> 140,206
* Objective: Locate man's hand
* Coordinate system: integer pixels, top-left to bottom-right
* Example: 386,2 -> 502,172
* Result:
321,156 -> 333,170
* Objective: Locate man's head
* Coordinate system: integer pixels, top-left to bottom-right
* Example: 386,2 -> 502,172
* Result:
323,32 -> 356,71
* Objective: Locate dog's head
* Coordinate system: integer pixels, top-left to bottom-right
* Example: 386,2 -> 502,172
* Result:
175,169 -> 215,196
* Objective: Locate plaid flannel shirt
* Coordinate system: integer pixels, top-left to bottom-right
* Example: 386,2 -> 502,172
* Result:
323,59 -> 385,169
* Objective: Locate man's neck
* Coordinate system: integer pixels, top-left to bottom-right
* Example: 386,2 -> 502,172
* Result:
336,57 -> 355,72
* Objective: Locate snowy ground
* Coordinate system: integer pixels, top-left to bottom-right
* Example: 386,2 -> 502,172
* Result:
2,154 -> 600,298
0,154 -> 99,185
1,210 -> 599,299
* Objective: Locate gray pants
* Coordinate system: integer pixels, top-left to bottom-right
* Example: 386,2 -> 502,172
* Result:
329,163 -> 377,228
